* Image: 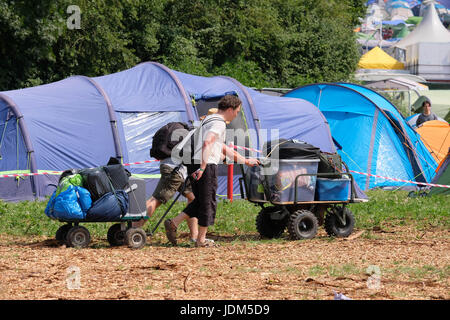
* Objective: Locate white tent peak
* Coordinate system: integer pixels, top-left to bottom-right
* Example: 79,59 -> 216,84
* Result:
394,0 -> 450,49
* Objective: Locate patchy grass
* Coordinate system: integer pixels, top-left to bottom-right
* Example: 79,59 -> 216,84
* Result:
0,189 -> 448,239
350,190 -> 449,230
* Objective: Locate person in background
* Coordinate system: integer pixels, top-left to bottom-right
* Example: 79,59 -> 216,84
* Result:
416,100 -> 438,127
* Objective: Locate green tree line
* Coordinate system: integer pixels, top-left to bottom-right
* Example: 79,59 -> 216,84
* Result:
0,0 -> 366,91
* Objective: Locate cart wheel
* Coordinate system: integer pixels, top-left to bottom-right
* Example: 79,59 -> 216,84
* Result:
324,207 -> 355,238
107,223 -> 126,246
124,228 -> 147,249
66,226 -> 91,248
55,224 -> 72,242
287,210 -> 318,240
256,206 -> 288,239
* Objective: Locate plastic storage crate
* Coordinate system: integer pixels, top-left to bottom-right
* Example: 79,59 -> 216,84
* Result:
266,159 -> 320,203
315,177 -> 351,201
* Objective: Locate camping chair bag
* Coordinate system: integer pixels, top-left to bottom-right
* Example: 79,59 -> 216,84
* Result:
318,152 -> 344,179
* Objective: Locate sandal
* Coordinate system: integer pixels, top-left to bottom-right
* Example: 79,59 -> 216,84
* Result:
163,219 -> 177,246
190,238 -> 215,244
195,238 -> 217,248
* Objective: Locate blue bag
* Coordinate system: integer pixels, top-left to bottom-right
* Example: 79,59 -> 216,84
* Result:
51,185 -> 85,220
44,192 -> 57,219
45,186 -> 92,220
76,186 -> 92,212
86,190 -> 129,222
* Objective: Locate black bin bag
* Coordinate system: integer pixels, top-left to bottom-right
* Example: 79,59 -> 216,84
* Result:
103,164 -> 130,190
79,167 -> 113,202
79,163 -> 130,202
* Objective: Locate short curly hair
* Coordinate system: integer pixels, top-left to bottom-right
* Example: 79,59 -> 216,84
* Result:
218,95 -> 242,111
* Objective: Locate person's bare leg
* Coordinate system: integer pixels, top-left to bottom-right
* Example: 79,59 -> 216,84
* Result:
167,192 -> 197,240
170,214 -> 198,240
196,226 -> 208,244
133,197 -> 161,228
171,212 -> 190,227
187,217 -> 198,240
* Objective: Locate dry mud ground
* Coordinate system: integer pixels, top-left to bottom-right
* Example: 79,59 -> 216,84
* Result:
0,226 -> 448,300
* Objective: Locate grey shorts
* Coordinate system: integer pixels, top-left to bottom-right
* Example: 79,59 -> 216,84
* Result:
152,164 -> 192,204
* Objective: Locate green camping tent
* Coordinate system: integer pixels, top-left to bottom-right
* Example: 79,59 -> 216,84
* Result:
429,153 -> 450,196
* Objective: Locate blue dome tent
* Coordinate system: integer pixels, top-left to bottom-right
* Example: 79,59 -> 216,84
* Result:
284,83 -> 438,190
0,62 -> 336,202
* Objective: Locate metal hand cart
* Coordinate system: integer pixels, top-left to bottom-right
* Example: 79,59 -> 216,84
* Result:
239,158 -> 364,240
54,176 -> 148,249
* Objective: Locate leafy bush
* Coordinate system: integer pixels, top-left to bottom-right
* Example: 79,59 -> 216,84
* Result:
0,0 -> 366,91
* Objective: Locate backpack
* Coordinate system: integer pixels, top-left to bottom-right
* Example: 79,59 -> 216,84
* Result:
171,115 -> 226,166
150,122 -> 191,160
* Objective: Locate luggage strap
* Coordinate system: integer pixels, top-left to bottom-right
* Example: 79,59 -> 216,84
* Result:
102,166 -> 127,217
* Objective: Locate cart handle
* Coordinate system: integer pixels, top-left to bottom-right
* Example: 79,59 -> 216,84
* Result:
238,177 -> 246,200
239,164 -> 252,200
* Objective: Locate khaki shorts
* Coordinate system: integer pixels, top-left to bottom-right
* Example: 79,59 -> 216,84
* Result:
152,164 -> 192,204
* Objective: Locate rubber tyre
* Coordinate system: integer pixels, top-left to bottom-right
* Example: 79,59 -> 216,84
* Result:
125,228 -> 147,249
107,223 -> 125,246
324,207 -> 355,238
255,206 -> 288,239
287,210 -> 318,240
66,226 -> 91,248
55,224 -> 72,242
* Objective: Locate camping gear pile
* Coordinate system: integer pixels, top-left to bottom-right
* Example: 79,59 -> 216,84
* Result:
240,139 -> 367,241
45,163 -> 130,222
44,159 -> 148,249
